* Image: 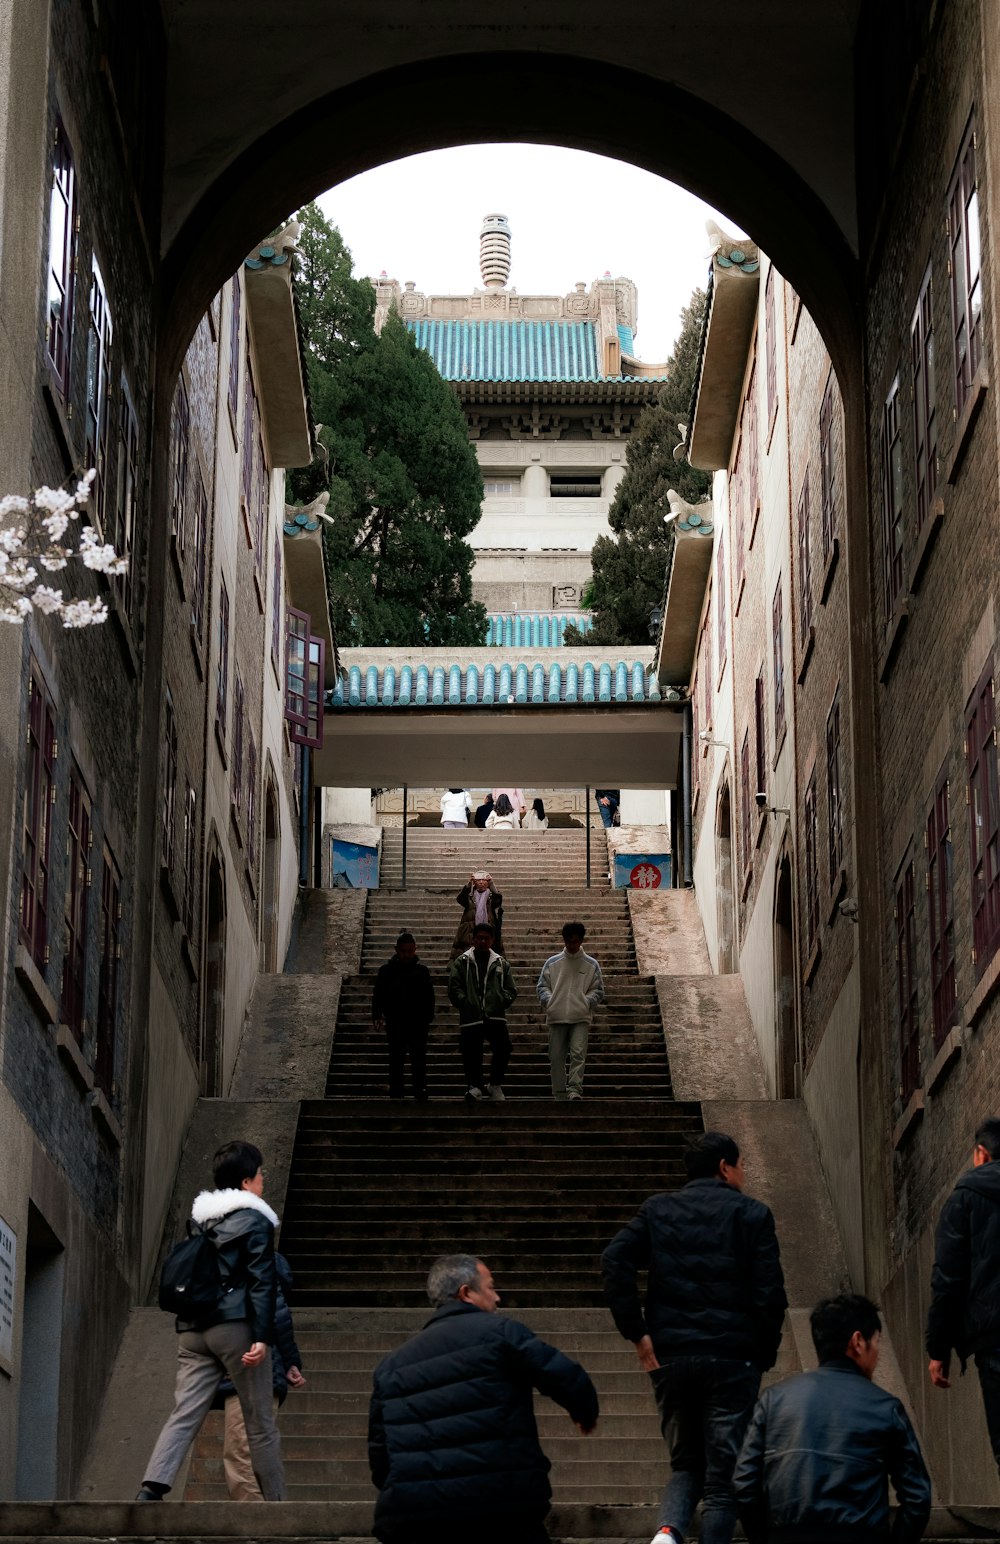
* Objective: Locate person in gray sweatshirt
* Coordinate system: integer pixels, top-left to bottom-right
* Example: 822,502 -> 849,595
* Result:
537,922 -> 606,1100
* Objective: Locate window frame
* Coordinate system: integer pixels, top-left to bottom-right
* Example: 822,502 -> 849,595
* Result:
819,374 -> 836,561
897,859 -> 920,1103
61,763 -> 92,1042
162,690 -> 178,872
927,767 -> 957,1047
826,686 -> 844,889
772,579 -> 785,746
169,376 -> 190,557
19,662 -> 57,971
112,373 -> 139,617
911,263 -> 937,534
754,670 -> 766,801
797,471 -> 813,648
739,729 -> 752,875
191,469 -> 208,640
716,534 -> 727,677
95,846 -> 121,1100
881,373 -> 905,621
215,578 -> 230,742
804,768 -> 820,953
181,779 -> 197,938
227,272 -> 242,430
967,658 -> 1000,977
46,118 -> 77,398
232,668 -> 245,817
948,113 -> 983,419
764,267 -> 778,428
285,607 -> 325,750
85,256 -> 114,533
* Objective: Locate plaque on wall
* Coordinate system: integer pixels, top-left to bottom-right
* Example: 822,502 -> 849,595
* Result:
0,1214 -> 15,1368
553,584 -> 582,609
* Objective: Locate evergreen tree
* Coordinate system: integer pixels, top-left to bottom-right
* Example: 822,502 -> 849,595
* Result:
288,204 -> 486,647
566,289 -> 712,647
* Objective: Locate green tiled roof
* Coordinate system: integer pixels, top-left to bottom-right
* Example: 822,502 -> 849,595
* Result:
327,659 -> 680,709
407,319 -> 666,384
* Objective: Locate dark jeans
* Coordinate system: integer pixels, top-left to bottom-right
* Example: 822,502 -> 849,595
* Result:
596,796 -> 619,829
460,1019 -> 511,1089
977,1349 -> 1000,1475
651,1354 -> 761,1544
385,1022 -> 429,1097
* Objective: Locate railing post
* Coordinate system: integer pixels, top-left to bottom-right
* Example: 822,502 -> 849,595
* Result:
585,785 -> 591,889
401,784 -> 408,891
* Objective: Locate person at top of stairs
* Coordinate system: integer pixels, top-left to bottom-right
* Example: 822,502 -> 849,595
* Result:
368,1253 -> 599,1544
371,932 -> 436,1102
451,869 -> 504,958
601,1130 -> 787,1544
491,784 -> 526,825
440,788 -> 472,828
486,792 -> 517,830
537,920 -> 606,1101
447,921 -> 517,1102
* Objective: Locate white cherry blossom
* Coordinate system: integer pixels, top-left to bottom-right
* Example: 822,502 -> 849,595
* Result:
0,470 -> 123,626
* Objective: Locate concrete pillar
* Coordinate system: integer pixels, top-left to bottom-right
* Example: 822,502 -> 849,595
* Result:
603,463 -> 626,499
522,462 -> 548,500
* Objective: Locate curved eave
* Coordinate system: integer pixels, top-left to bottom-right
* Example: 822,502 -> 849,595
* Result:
655,532 -> 716,687
687,256 -> 761,471
451,378 -> 666,406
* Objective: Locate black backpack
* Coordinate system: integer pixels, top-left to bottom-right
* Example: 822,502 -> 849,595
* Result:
158,1220 -> 222,1317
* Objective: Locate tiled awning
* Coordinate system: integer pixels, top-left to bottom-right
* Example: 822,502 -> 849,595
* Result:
327,657 -> 678,709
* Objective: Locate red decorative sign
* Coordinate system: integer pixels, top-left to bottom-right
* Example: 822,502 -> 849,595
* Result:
629,862 -> 662,890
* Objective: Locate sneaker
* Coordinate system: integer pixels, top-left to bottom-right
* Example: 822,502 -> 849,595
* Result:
485,1083 -> 506,1101
650,1530 -> 681,1544
568,1091 -> 583,1100
464,1086 -> 483,1102
135,1486 -> 164,1503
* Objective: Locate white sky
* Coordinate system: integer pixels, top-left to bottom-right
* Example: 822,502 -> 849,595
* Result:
318,144 -> 745,364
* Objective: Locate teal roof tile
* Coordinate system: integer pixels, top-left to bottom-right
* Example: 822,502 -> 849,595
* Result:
409,319 -> 601,382
326,658 -> 680,709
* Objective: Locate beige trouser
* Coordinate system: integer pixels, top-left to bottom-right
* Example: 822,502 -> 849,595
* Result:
549,1021 -> 590,1098
224,1393 -> 280,1500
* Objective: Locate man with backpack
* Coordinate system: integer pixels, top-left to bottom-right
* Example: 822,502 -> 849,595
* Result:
137,1140 -> 287,1502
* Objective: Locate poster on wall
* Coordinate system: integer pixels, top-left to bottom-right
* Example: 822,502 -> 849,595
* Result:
0,1215 -> 15,1367
331,839 -> 379,889
613,852 -> 671,890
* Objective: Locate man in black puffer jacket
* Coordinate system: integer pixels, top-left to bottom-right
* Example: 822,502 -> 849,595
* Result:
368,1253 -> 599,1543
137,1140 -> 286,1502
601,1130 -> 787,1544
733,1294 -> 931,1544
927,1116 -> 1000,1473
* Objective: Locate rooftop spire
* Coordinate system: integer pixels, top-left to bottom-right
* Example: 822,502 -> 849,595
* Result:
480,213 -> 511,289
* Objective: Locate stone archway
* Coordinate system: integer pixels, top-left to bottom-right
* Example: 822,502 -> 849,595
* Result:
774,849 -> 798,1097
201,845 -> 226,1097
715,781 -> 736,974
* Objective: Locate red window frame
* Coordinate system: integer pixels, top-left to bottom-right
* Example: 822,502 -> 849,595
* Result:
191,470 -> 208,640
254,432 -> 267,587
772,580 -> 785,745
61,764 -> 92,1041
271,531 -> 283,674
739,730 -> 752,873
716,534 -> 727,675
20,662 -> 56,970
745,362 -> 759,530
216,578 -> 230,740
170,376 -> 190,555
948,113 -> 983,419
232,669 -> 245,816
181,780 -> 197,938
819,374 -> 836,561
46,119 -> 77,397
881,374 -> 904,620
896,861 -> 920,1102
911,264 -> 937,534
162,691 -> 177,871
285,607 -> 326,749
754,670 -> 766,801
967,659 -> 1000,976
228,273 -> 242,429
85,257 -> 113,532
927,768 -> 957,1047
95,847 -> 121,1100
113,374 -> 138,617
241,354 -> 257,515
764,267 -> 777,428
797,471 -> 813,648
246,730 -> 258,865
804,769 -> 819,953
826,687 -> 844,889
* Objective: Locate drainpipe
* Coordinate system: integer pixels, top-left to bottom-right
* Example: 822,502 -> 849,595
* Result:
401,785 -> 408,891
585,786 -> 591,889
670,789 -> 679,887
298,748 -> 311,887
313,782 -> 323,888
681,702 -> 694,888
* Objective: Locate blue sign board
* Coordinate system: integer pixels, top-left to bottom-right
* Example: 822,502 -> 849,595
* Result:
613,852 -> 671,890
332,839 -> 379,889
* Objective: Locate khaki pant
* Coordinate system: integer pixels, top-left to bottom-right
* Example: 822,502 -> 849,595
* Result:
224,1393 -> 280,1500
549,1021 -> 590,1098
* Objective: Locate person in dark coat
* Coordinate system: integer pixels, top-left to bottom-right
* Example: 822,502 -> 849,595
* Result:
926,1116 -> 1000,1473
137,1140 -> 286,1501
368,1253 -> 599,1544
734,1294 -> 931,1544
371,932 -> 436,1100
601,1130 -> 787,1544
214,1252 -> 306,1499
474,793 -> 494,828
451,870 -> 504,958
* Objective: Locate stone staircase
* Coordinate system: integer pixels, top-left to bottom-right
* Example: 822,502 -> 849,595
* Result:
379,825 -> 611,888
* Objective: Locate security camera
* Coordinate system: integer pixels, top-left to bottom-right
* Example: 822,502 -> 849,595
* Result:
755,791 -> 768,811
839,897 -> 859,922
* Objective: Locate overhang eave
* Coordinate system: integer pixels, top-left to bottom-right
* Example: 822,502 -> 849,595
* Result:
655,537 -> 715,687
687,253 -> 761,471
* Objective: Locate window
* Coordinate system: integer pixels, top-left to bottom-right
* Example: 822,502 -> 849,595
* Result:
169,377 -> 190,555
241,355 -> 258,514
232,670 -> 245,817
549,475 -> 602,497
765,267 -> 777,427
797,472 -> 813,647
927,769 -> 956,1047
911,265 -> 937,533
191,470 -> 208,640
826,687 -> 844,888
733,437 -> 746,595
745,363 -> 759,528
739,730 -> 752,872
271,532 -> 282,674
896,861 -> 919,1102
181,780 -> 196,937
46,120 -> 77,396
112,375 -> 138,616
285,607 -> 325,749
162,691 -> 177,871
85,258 -> 113,530
216,578 -> 230,740
20,662 -> 56,970
754,671 -> 766,801
484,479 -> 519,496
254,432 -> 267,587
61,765 -> 91,1041
95,848 -> 121,1099
772,581 -> 785,746
819,375 -> 836,560
967,659 -> 1000,975
246,731 -> 258,865
948,113 -> 982,417
716,534 -> 727,673
804,770 -> 820,953
228,273 -> 241,428
881,373 -> 905,619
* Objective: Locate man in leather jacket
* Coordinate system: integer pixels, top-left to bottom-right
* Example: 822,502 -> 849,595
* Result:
926,1117 -> 1000,1473
136,1140 -> 287,1501
733,1294 -> 931,1544
601,1131 -> 787,1544
447,922 -> 518,1101
372,931 -> 436,1100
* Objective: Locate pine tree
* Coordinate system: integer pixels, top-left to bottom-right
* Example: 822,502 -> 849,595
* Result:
288,204 -> 486,647
565,289 -> 712,646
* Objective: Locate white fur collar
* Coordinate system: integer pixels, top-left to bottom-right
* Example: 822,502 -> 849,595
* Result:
190,1188 -> 279,1227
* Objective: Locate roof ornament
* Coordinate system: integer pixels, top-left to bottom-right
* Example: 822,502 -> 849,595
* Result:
705,218 -> 760,274
480,213 -> 512,289
663,489 -> 714,536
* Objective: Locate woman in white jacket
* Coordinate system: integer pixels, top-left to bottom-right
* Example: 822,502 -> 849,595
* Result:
485,794 -> 517,831
440,789 -> 473,828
